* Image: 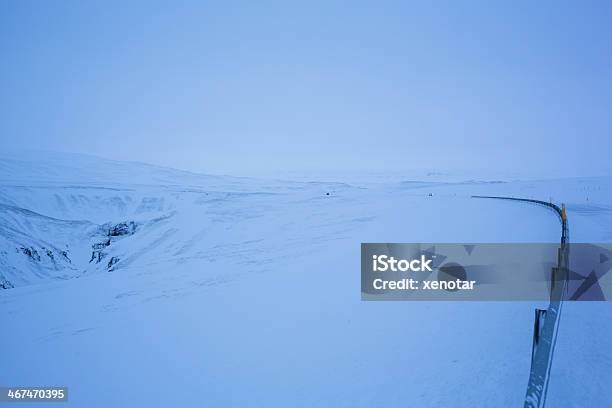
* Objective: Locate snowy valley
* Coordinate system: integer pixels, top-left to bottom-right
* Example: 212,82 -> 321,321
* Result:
1,152 -> 611,407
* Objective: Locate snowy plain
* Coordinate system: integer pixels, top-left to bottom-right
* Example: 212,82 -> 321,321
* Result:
0,152 -> 611,407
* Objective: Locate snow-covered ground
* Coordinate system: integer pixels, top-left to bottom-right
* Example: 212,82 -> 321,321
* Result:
1,152 -> 611,407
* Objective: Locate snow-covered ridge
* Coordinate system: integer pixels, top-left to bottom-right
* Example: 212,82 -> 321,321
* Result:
1,151 -> 612,292
0,151 -> 354,289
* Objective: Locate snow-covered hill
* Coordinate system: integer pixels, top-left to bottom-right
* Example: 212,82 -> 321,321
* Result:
1,152 -> 611,407
0,151 -> 351,288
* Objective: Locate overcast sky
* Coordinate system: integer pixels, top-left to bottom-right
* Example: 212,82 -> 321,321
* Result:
1,1 -> 611,177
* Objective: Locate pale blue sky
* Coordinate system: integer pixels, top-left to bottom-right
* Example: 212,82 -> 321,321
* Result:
1,1 -> 611,176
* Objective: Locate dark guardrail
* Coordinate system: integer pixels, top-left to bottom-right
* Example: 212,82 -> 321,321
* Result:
472,196 -> 569,408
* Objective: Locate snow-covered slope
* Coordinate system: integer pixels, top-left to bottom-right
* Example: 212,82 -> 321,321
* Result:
0,152 -> 611,407
0,151 -> 350,288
